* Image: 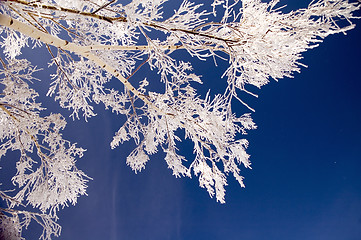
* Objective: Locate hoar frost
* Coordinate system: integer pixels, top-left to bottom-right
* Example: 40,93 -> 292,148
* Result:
0,0 -> 359,239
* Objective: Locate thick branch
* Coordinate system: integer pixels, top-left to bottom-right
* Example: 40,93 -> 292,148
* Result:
4,0 -> 236,44
80,44 -> 225,52
4,0 -> 125,23
0,13 -> 153,108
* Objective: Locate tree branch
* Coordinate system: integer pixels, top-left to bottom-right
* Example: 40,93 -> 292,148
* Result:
0,13 -> 154,108
4,0 -> 124,23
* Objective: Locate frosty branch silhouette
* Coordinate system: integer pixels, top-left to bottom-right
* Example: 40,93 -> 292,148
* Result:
0,0 -> 359,238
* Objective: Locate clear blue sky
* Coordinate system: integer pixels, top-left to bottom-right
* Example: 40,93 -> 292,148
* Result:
2,1 -> 361,240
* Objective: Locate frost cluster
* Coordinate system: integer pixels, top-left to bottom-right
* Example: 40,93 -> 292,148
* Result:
0,58 -> 88,239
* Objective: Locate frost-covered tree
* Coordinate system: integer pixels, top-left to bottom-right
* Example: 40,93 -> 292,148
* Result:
0,0 -> 360,238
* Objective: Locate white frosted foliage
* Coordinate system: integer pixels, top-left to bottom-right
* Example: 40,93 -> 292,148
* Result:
0,0 -> 359,238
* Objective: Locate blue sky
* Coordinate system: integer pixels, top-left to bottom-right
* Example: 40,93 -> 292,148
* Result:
1,1 -> 361,240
